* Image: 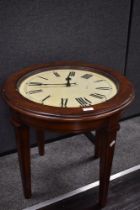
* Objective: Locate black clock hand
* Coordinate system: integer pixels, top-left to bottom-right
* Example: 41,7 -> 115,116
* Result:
27,82 -> 77,86
65,77 -> 71,87
65,71 -> 75,87
66,72 -> 71,79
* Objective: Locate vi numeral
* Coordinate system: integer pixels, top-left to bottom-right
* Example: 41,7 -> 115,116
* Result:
61,98 -> 68,107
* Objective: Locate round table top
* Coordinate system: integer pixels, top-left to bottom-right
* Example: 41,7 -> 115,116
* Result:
2,61 -> 135,122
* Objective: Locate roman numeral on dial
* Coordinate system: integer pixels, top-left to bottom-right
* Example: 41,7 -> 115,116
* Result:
61,98 -> 68,107
53,72 -> 60,77
69,71 -> 75,77
96,87 -> 112,90
94,80 -> 105,83
38,76 -> 48,80
26,89 -> 43,94
81,74 -> 93,79
75,97 -> 92,107
42,95 -> 51,103
27,82 -> 44,86
90,93 -> 106,100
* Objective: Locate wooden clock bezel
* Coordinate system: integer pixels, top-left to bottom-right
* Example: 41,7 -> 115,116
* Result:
2,61 -> 134,121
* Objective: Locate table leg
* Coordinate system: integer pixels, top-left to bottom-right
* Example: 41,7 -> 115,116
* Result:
99,115 -> 120,207
36,129 -> 45,156
94,130 -> 101,158
13,121 -> 31,198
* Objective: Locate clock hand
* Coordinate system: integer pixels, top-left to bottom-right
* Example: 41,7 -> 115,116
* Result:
65,71 -> 75,87
65,77 -> 72,87
27,82 -> 77,86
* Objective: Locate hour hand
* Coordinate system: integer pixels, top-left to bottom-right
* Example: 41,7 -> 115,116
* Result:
65,71 -> 76,87
65,77 -> 72,87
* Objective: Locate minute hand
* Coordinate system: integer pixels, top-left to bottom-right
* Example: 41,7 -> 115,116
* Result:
28,82 -> 77,86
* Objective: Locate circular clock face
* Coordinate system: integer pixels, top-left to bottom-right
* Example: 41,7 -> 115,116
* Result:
17,68 -> 118,108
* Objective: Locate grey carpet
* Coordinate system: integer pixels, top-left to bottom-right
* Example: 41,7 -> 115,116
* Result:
0,117 -> 140,210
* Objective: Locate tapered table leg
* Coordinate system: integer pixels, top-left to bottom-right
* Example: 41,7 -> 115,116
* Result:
13,121 -> 31,198
36,129 -> 45,156
94,130 -> 101,158
99,115 -> 120,207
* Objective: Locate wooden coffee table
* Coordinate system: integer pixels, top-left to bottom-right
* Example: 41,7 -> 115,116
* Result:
2,61 -> 134,207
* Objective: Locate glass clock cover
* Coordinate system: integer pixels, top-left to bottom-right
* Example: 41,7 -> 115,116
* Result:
18,69 -> 118,108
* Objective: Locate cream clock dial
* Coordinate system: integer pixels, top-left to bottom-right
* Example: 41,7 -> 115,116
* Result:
18,69 -> 118,108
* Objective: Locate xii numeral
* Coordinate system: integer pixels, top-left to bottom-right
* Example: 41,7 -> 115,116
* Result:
69,71 -> 75,77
